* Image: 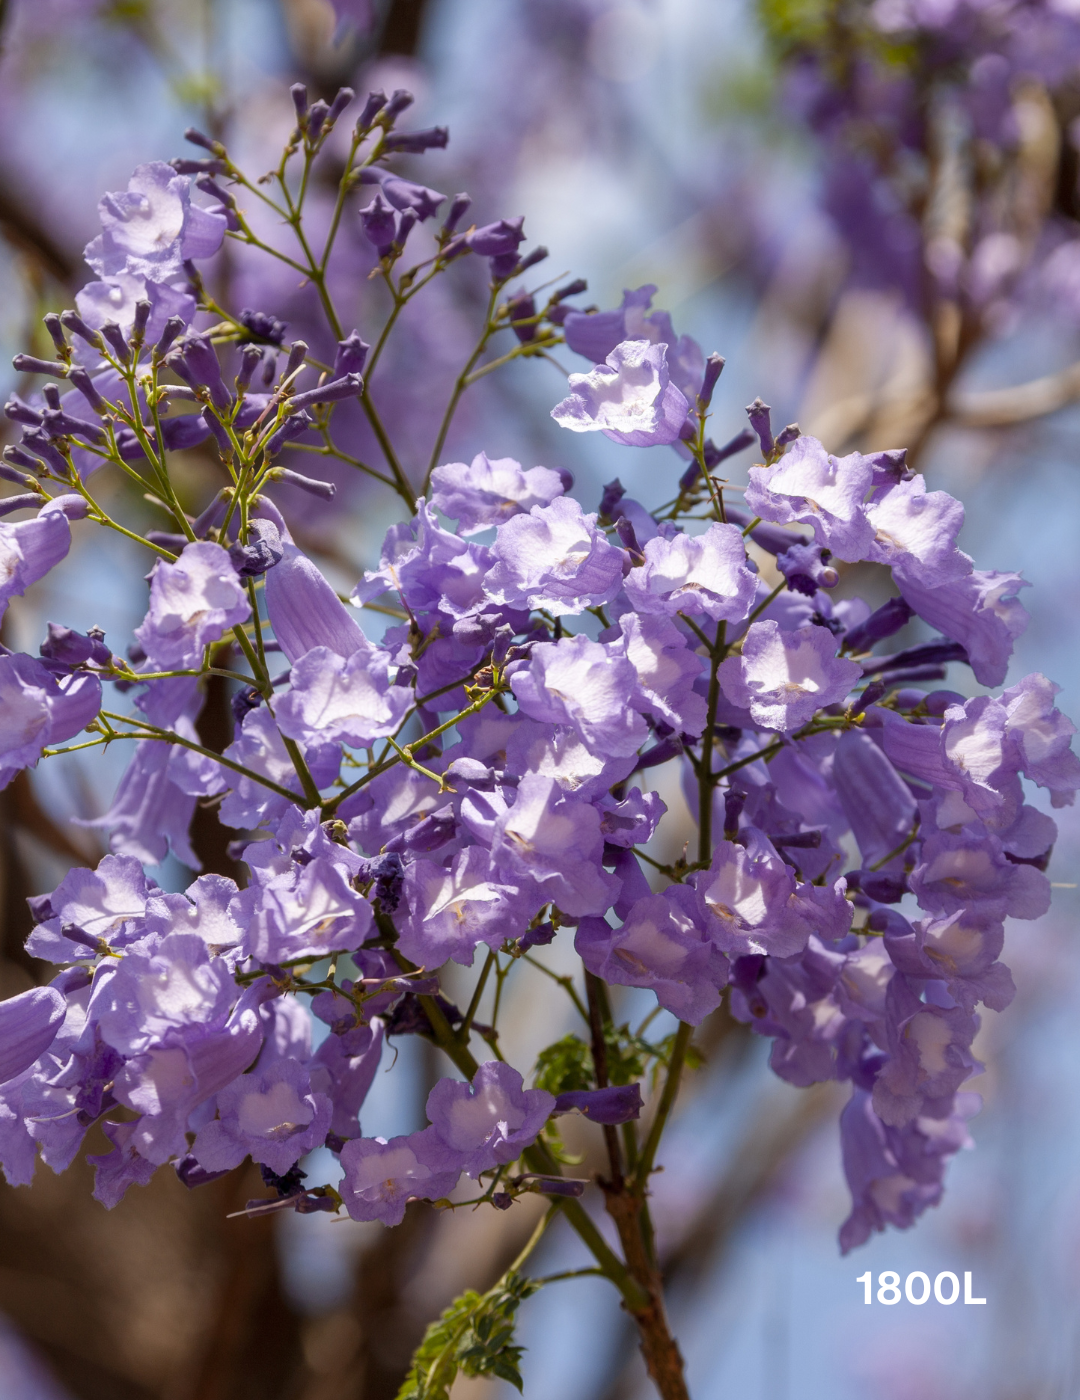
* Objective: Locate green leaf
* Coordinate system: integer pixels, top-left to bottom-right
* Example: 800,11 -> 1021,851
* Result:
395,1271 -> 542,1400
533,1033 -> 594,1094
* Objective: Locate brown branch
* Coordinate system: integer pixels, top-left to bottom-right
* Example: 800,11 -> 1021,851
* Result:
948,359 -> 1080,427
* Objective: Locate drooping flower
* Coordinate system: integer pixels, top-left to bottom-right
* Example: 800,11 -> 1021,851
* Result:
551,340 -> 690,447
426,1061 -> 554,1178
135,542 -> 250,670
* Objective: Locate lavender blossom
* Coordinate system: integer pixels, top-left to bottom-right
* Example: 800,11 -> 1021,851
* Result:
623,522 -> 758,623
426,1062 -> 553,1178
135,542 -> 250,670
84,162 -> 225,284
551,341 -> 690,447
274,643 -> 413,750
339,1128 -> 463,1225
511,634 -> 648,758
192,1059 -> 333,1177
0,987 -> 65,1084
484,496 -> 625,616
430,452 -> 566,533
0,654 -> 101,789
718,622 -> 862,731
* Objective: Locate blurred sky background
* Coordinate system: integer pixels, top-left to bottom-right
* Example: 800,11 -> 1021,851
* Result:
2,2 -> 1080,1398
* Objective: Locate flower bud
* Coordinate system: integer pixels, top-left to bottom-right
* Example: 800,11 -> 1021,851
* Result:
13,354 -> 69,378
745,396 -> 774,456
59,311 -> 105,350
333,331 -> 369,378
357,91 -> 387,129
42,313 -> 67,354
383,126 -> 449,153
697,352 -> 725,409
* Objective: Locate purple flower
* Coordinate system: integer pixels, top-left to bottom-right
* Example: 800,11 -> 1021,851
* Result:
398,847 -> 530,968
466,217 -> 526,258
430,452 -> 566,534
0,501 -> 74,622
552,1085 -> 643,1123
512,634 -> 648,758
84,162 -> 226,283
718,621 -> 862,731
576,893 -> 729,1025
613,612 -> 708,736
0,653 -> 101,790
192,1058 -> 332,1177
274,644 -> 412,751
264,542 -> 369,664
562,285 -> 705,401
897,569 -> 1029,687
862,475 -> 969,587
339,1127 -> 463,1224
0,987 -> 65,1084
882,908 -> 1014,1013
490,774 -> 620,918
87,1119 -> 158,1209
872,976 -> 981,1127
95,932 -> 236,1057
25,853 -> 151,962
694,830 -> 852,957
744,437 -> 875,559
598,788 -> 667,848
622,523 -> 758,624
484,496 -> 625,616
551,340 -> 689,447
135,542 -> 250,670
838,1088 -> 979,1254
359,168 -> 445,220
309,1019 -> 384,1140
1001,673 -> 1080,807
243,857 -> 374,963
910,827 -> 1051,921
426,1061 -> 554,1177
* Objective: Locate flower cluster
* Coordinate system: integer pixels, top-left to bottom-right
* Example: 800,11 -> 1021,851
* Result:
0,84 -> 1074,1293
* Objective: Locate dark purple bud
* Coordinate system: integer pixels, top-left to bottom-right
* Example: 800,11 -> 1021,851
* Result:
42,313 -> 67,354
261,349 -> 277,386
333,332 -> 369,378
632,736 -> 684,771
294,1193 -> 337,1214
26,893 -> 54,924
842,597 -> 914,653
356,851 -> 405,910
0,494 -> 42,517
770,829 -> 823,850
358,91 -> 387,128
236,344 -> 263,394
262,1162 -> 308,1197
850,869 -> 909,904
66,368 -> 107,414
598,478 -> 626,520
290,83 -> 309,121
42,409 -> 106,444
306,100 -> 330,141
99,321 -> 131,361
519,921 -> 556,950
776,542 -> 838,596
20,431 -> 69,474
552,277 -> 587,303
704,426 -> 757,470
856,679 -> 887,710
615,515 -> 645,564
145,531 -> 188,551
491,624 -> 515,668
532,1177 -> 585,1198
154,316 -> 186,359
924,689 -> 965,716
13,354 -> 69,378
268,466 -> 334,500
264,412 -> 315,456
195,175 -> 239,229
40,622 -> 111,668
361,191 -> 397,255
383,89 -> 414,120
231,686 -> 263,724
745,397 -> 773,456
0,455 -> 40,486
553,1085 -> 643,1124
442,192 -> 471,234
5,397 -> 44,427
861,641 -> 967,676
283,341 -> 309,382
774,422 -> 800,449
59,311 -> 105,350
326,87 -> 355,126
62,922 -> 103,951
507,291 -> 537,343
492,1192 -> 513,1210
238,308 -> 288,345
395,209 -> 417,247
723,789 -> 746,840
229,518 -> 283,577
385,806 -> 457,855
171,157 -> 226,175
132,300 -> 152,342
182,336 -> 232,410
289,372 -> 363,411
517,246 -> 548,274
202,408 -> 232,455
184,126 -> 221,153
467,217 -> 525,258
698,353 -> 725,409
383,126 -> 449,153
